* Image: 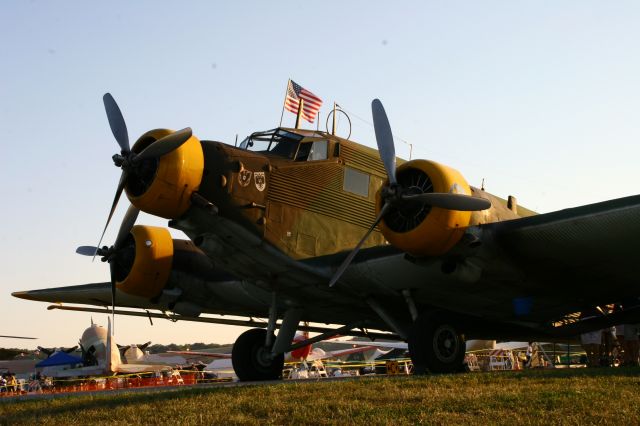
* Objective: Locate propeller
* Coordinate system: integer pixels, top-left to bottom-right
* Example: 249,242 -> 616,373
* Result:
94,93 -> 192,258
329,99 -> 491,287
77,204 -> 140,331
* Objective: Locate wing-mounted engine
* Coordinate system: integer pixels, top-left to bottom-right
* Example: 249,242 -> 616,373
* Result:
376,159 -> 473,256
112,224 -> 219,300
329,100 -> 490,287
113,225 -> 174,298
125,129 -> 205,219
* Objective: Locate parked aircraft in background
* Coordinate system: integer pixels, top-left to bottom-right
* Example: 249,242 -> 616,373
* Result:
170,332 -> 378,364
14,91 -> 640,379
44,319 -> 173,378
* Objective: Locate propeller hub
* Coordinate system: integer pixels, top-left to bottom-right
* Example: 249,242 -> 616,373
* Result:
112,153 -> 126,168
381,183 -> 401,204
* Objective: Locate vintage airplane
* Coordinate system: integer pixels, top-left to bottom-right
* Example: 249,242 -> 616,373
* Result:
13,93 -> 640,380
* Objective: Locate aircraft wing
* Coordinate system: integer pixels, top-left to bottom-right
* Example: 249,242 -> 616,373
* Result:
331,340 -> 408,350
326,194 -> 640,341
114,363 -> 172,373
12,282 -> 158,310
482,194 -> 640,318
306,345 -> 381,361
167,350 -> 232,359
330,339 -> 495,352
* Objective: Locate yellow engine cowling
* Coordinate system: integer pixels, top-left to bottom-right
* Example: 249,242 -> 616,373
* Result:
126,128 -> 205,219
376,159 -> 472,257
116,225 -> 174,298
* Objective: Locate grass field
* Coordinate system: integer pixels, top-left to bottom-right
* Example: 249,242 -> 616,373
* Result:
1,368 -> 639,425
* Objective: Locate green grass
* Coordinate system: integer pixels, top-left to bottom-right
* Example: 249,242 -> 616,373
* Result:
2,368 -> 640,425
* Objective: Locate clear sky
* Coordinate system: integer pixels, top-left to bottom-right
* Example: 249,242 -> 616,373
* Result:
1,1 -> 639,348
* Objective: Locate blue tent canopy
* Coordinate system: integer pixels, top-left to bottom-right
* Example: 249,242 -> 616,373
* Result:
36,351 -> 83,368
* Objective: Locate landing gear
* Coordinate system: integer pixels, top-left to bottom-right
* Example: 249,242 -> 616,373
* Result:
231,328 -> 284,381
408,315 -> 466,374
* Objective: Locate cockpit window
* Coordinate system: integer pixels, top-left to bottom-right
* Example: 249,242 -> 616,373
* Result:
295,140 -> 328,162
239,128 -> 304,159
308,140 -> 328,161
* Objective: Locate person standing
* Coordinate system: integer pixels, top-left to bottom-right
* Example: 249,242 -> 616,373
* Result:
525,342 -> 533,368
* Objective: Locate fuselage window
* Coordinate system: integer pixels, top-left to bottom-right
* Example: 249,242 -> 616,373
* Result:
343,167 -> 370,197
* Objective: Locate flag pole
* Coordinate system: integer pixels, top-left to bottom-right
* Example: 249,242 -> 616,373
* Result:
332,102 -> 337,135
278,79 -> 290,127
295,98 -> 304,129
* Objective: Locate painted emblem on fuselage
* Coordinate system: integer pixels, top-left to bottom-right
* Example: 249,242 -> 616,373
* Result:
239,169 -> 252,187
254,172 -> 266,192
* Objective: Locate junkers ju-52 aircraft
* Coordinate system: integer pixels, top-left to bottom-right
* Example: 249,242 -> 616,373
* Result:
14,93 -> 640,380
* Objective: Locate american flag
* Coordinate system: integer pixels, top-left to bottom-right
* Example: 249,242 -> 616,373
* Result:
284,80 -> 323,123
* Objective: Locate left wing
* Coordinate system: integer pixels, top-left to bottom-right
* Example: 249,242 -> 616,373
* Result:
483,194 -> 640,320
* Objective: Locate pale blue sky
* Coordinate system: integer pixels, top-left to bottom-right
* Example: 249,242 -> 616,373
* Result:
1,1 -> 639,348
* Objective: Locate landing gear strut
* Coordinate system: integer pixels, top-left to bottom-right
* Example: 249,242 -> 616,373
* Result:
231,329 -> 284,381
408,314 -> 466,374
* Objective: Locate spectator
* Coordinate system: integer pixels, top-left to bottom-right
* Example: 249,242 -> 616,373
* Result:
8,375 -> 18,394
525,342 -> 533,368
624,322 -> 639,366
580,308 -> 602,367
614,324 -> 626,365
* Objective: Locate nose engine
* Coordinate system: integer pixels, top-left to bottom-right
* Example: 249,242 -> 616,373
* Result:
125,129 -> 204,219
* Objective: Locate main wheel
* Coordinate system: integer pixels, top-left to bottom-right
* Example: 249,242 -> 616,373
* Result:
409,314 -> 466,374
232,328 -> 285,381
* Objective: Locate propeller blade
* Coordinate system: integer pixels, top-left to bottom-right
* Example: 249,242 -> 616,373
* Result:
329,202 -> 392,287
135,127 -> 192,162
94,170 -> 128,261
401,193 -> 492,211
103,93 -> 130,153
76,246 -> 99,256
109,262 -> 117,333
371,99 -> 397,186
114,204 -> 140,250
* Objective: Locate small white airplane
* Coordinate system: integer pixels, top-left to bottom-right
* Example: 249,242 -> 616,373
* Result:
44,318 -> 173,378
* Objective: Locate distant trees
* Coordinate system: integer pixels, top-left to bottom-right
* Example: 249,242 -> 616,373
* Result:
0,348 -> 28,360
145,342 -> 231,354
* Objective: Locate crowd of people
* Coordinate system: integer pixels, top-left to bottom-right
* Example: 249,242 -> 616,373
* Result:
0,373 -> 20,395
580,304 -> 639,367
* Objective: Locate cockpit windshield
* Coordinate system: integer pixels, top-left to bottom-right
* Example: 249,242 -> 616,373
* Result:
239,128 -> 304,159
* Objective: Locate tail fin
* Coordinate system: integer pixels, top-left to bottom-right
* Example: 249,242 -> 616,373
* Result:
106,317 -> 121,373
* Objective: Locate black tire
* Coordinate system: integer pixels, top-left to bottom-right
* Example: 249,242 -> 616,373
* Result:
232,328 -> 285,381
409,315 -> 466,374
